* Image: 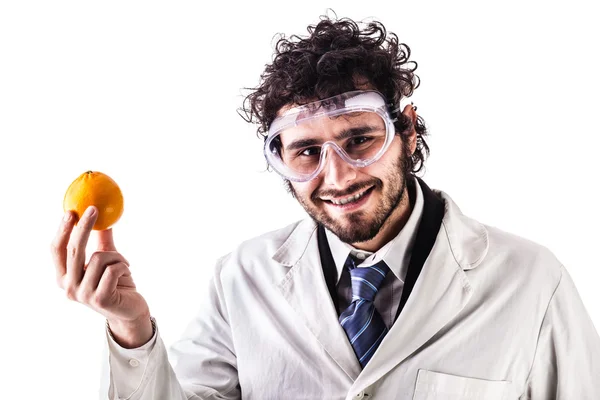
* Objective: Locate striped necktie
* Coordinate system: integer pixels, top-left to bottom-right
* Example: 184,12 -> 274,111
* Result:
339,255 -> 390,368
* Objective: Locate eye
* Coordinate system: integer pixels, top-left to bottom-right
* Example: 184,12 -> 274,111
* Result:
350,136 -> 373,146
299,147 -> 321,157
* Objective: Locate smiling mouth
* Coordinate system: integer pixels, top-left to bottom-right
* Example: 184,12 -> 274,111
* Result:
321,186 -> 374,205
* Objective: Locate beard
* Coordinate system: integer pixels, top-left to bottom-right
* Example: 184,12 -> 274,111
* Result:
286,139 -> 413,244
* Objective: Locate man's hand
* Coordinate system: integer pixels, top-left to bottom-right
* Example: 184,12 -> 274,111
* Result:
51,205 -> 153,348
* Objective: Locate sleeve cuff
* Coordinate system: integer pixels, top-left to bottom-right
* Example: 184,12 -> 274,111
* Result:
105,316 -> 159,397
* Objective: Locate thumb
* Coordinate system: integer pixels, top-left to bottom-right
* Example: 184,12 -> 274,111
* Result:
97,228 -> 117,252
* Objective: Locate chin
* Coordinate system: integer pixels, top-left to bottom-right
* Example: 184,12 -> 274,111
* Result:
316,205 -> 385,244
330,223 -> 382,244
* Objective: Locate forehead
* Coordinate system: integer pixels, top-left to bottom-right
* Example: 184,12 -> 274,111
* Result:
277,111 -> 385,146
269,90 -> 390,144
275,98 -> 319,118
273,88 -> 383,118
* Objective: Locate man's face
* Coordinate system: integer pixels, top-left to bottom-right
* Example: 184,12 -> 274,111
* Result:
284,108 -> 415,245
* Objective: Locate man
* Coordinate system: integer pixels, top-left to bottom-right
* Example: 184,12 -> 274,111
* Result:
52,16 -> 600,399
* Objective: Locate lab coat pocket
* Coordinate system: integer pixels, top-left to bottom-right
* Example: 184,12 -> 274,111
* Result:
412,369 -> 512,400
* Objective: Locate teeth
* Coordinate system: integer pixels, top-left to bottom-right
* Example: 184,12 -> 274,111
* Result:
330,189 -> 369,205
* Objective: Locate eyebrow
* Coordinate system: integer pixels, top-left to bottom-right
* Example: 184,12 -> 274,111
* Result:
284,125 -> 378,152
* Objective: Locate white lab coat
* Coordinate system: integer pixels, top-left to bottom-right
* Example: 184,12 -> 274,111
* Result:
103,184 -> 600,399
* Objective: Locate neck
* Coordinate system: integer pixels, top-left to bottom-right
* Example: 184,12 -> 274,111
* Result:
351,179 -> 416,252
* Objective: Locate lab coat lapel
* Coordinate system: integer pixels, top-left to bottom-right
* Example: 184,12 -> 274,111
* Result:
273,220 -> 363,381
351,225 -> 474,391
350,179 -> 488,392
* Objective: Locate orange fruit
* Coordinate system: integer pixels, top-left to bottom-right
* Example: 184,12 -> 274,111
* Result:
63,171 -> 124,231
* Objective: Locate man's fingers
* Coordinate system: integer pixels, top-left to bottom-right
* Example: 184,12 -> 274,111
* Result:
51,210 -> 77,284
66,206 -> 98,285
80,251 -> 129,293
97,228 -> 117,252
95,262 -> 131,308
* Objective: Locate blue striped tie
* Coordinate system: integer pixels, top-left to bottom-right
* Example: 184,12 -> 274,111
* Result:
339,255 -> 390,368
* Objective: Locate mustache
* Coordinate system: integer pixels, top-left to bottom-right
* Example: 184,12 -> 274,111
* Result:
312,179 -> 382,201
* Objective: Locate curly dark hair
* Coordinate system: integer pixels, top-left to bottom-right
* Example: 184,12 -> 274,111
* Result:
239,14 -> 430,175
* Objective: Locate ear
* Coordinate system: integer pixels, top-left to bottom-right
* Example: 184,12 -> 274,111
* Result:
401,104 -> 418,155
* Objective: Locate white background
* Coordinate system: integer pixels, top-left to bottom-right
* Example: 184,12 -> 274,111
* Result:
1,1 -> 598,398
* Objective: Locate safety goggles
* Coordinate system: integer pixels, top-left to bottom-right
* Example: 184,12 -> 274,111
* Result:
264,90 -> 400,182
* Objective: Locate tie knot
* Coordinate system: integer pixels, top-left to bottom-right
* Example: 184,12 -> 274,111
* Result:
347,258 -> 390,302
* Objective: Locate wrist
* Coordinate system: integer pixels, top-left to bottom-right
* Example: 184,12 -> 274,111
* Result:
107,314 -> 155,349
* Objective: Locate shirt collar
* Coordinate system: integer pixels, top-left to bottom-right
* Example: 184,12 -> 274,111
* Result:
324,175 -> 425,283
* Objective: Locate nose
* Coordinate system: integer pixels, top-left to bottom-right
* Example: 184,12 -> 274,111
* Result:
321,146 -> 357,188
